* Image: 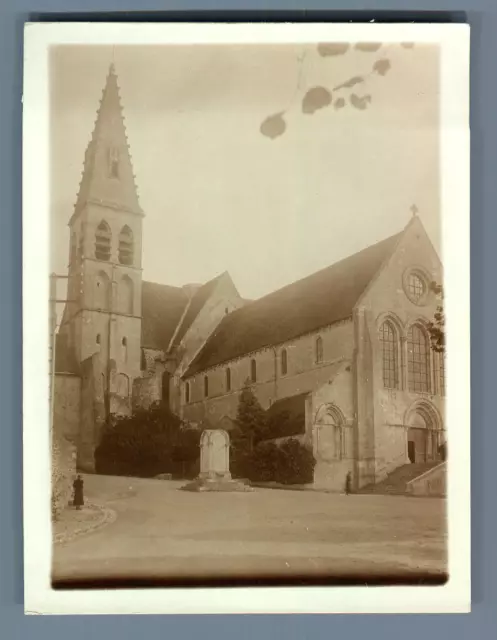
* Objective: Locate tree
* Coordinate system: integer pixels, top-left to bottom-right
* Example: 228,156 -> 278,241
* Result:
427,282 -> 445,354
235,381 -> 269,451
260,41 -> 416,139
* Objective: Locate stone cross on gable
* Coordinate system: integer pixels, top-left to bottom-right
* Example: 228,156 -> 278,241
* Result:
410,204 -> 419,217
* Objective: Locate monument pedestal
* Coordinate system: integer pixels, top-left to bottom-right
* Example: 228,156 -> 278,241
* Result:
181,475 -> 253,492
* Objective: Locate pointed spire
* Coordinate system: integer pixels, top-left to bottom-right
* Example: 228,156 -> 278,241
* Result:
71,64 -> 143,221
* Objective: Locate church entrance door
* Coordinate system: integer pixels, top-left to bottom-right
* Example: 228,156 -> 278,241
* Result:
407,427 -> 427,463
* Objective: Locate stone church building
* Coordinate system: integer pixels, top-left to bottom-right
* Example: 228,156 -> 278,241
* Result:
54,66 -> 446,491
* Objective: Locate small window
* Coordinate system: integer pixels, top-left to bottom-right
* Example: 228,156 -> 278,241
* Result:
250,358 -> 257,383
95,221 -> 111,261
315,336 -> 323,364
108,147 -> 120,179
281,348 -> 288,375
121,337 -> 128,363
185,381 -> 190,403
204,375 -> 209,398
226,367 -> 231,392
407,273 -> 425,304
96,334 -> 101,345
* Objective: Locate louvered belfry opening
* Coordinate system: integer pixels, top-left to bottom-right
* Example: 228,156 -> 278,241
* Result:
118,225 -> 134,265
95,221 -> 111,261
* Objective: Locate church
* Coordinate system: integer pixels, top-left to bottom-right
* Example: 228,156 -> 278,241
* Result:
53,65 -> 446,492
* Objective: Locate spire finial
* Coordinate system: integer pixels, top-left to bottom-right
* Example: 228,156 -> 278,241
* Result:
410,204 -> 419,218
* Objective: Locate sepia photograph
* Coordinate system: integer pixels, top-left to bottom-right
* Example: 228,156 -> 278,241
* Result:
23,22 -> 470,614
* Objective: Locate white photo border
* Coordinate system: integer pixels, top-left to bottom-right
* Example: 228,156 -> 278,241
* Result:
23,21 -> 470,615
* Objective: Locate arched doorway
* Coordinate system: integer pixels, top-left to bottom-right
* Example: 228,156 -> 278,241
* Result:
405,401 -> 443,463
314,404 -> 346,461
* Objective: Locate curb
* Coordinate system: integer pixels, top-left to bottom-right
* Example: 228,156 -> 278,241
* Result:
53,502 -> 117,545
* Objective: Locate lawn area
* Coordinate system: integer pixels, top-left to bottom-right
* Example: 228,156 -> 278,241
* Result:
52,474 -> 448,588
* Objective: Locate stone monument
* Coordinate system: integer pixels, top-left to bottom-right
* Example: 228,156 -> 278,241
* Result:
199,429 -> 231,481
182,428 -> 252,492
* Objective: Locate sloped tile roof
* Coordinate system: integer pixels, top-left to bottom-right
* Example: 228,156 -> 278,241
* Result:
267,392 -> 309,437
170,273 -> 225,349
184,232 -> 401,377
140,281 -> 189,352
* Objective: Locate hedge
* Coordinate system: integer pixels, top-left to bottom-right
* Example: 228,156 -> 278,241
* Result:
233,438 -> 315,485
94,404 -> 200,478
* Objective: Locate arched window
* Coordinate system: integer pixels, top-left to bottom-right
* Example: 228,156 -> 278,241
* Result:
185,381 -> 190,404
121,336 -> 128,363
281,348 -> 288,375
315,336 -> 323,364
407,324 -> 431,393
94,271 -> 110,310
226,367 -> 231,392
379,320 -> 399,389
250,358 -> 257,383
204,375 -> 209,398
118,225 -> 134,266
119,275 -> 134,314
116,373 -> 129,398
95,221 -> 111,261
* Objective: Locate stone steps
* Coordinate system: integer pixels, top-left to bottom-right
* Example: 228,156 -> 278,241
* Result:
360,462 -> 440,496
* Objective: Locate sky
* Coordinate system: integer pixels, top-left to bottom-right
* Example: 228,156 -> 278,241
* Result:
50,43 -> 440,301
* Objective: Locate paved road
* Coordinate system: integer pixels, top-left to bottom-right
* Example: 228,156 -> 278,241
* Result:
52,474 -> 448,586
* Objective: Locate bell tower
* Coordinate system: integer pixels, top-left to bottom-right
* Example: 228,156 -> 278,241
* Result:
60,64 -> 144,415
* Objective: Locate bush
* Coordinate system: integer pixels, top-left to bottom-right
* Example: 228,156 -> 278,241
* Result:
242,438 -> 315,485
94,403 -> 199,478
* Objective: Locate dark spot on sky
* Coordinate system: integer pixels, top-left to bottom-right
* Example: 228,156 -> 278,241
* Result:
302,87 -> 332,115
373,59 -> 392,76
355,42 -> 382,52
317,42 -> 349,57
260,113 -> 286,139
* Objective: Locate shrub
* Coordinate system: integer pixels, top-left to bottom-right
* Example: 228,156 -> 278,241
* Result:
267,409 -> 304,439
94,403 -> 198,478
170,428 -> 201,478
277,438 -> 315,484
243,438 -> 315,485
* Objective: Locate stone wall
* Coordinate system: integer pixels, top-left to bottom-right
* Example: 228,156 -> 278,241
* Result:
182,319 -> 354,428
132,373 -> 162,410
52,373 -> 80,520
78,354 -> 106,472
406,462 -> 447,497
